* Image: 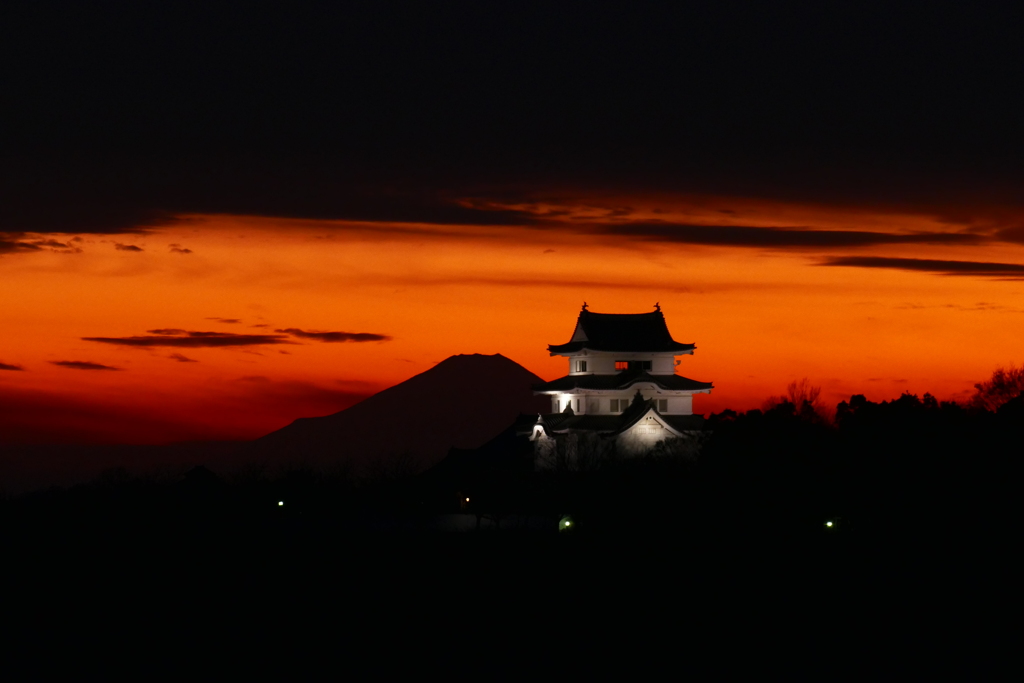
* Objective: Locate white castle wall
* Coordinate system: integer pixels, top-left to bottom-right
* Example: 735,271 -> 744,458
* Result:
568,352 -> 684,376
552,391 -> 694,415
670,395 -> 693,414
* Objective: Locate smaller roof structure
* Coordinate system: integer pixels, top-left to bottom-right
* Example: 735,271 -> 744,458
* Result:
530,394 -> 705,437
548,307 -> 695,355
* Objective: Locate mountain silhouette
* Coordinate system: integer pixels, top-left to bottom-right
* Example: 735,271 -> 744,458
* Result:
249,353 -> 550,474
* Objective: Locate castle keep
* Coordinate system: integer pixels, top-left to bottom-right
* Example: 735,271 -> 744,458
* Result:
530,305 -> 713,466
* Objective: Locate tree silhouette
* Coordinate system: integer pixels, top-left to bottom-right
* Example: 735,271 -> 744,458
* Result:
969,363 -> 1024,411
762,378 -> 833,423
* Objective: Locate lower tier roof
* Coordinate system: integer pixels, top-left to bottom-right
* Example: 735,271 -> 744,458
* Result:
530,396 -> 705,436
534,367 -> 713,393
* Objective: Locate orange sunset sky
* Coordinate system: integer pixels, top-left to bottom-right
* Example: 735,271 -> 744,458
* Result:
4,193 -> 1024,444
3,3 -> 1024,444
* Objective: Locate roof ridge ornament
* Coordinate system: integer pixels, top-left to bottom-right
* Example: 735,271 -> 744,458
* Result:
654,302 -> 660,311
582,301 -> 589,311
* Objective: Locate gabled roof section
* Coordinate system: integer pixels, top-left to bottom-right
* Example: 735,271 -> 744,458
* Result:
548,308 -> 695,354
533,367 -> 713,393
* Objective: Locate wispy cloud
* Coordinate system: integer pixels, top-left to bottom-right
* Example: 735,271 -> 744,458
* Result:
1,234 -> 83,255
205,317 -> 241,324
169,243 -> 193,254
995,226 -> 1024,244
114,243 -> 144,252
895,301 -> 1021,313
33,238 -> 69,248
83,330 -> 294,348
0,362 -> 25,371
50,360 -> 122,371
592,223 -> 984,249
820,256 -> 1024,278
0,236 -> 41,254
168,353 -> 198,363
276,328 -> 392,343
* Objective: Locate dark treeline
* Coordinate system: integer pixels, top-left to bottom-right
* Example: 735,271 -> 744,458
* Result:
1,391 -> 1018,673
701,391 -> 1021,546
433,390 -> 1023,551
3,390 -> 1020,545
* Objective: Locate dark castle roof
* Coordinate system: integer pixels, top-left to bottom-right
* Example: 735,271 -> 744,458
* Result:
548,308 -> 695,354
534,367 -> 713,393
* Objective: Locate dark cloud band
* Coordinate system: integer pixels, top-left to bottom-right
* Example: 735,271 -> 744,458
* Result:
593,223 -> 984,248
820,256 -> 1024,277
50,360 -> 121,371
5,4 -> 1024,238
83,331 -> 294,347
276,328 -> 391,343
0,362 -> 25,371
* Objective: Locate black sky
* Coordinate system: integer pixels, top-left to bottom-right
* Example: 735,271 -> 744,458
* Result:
3,1 -> 1024,234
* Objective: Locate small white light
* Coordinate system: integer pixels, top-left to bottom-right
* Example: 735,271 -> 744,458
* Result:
465,497 -> 470,502
565,521 -> 571,527
278,501 -> 284,506
825,521 -> 833,527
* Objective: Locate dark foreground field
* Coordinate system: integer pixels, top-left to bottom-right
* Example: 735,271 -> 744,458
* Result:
0,465 -> 1011,677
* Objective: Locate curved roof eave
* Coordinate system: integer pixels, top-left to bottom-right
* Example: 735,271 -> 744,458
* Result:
548,342 -> 696,355
533,370 -> 714,393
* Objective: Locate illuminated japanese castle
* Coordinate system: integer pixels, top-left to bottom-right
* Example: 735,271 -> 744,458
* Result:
530,304 -> 713,463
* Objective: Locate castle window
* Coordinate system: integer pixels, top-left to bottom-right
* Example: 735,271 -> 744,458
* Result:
575,360 -> 587,372
615,361 -> 628,371
657,399 -> 668,412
